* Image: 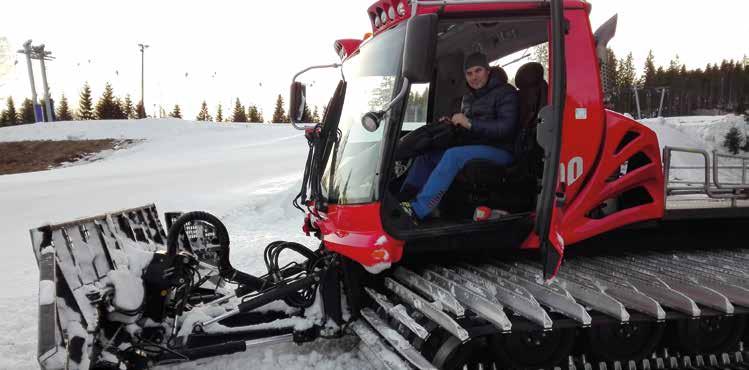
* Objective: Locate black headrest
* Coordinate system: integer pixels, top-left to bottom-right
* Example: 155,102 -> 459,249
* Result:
490,66 -> 509,85
514,62 -> 545,89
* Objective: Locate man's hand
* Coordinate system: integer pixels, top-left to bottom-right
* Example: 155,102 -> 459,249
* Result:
450,113 -> 471,129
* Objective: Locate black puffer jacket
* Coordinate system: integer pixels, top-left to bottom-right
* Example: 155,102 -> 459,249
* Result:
460,68 -> 520,151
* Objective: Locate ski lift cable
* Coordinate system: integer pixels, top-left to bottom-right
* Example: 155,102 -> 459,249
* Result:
500,47 -> 532,68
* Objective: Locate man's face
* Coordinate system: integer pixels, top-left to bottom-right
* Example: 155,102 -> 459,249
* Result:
465,66 -> 490,90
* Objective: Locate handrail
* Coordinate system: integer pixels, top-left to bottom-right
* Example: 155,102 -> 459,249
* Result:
663,146 -> 711,196
712,150 -> 749,190
662,146 -> 748,201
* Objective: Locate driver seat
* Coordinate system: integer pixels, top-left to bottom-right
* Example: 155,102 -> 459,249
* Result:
444,62 -> 548,217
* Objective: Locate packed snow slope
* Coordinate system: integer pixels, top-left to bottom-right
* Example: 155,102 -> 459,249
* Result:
0,115 -> 745,369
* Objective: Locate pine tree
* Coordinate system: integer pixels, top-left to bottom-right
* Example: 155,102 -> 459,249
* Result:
1,97 -> 18,126
19,98 -> 36,123
667,55 -> 681,80
113,98 -> 126,119
724,127 -> 742,154
215,104 -> 223,122
231,98 -> 247,122
78,82 -> 94,120
257,109 -> 265,123
135,100 -> 147,119
95,83 -> 122,120
196,101 -> 211,121
56,94 -> 73,121
743,135 -> 749,152
271,94 -> 287,123
311,105 -> 320,123
122,95 -> 135,119
247,105 -> 260,123
642,50 -> 657,87
170,104 -> 182,118
619,53 -> 636,87
614,53 -> 637,114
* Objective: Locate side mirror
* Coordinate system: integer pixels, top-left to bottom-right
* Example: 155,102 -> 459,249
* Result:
402,14 -> 438,83
289,81 -> 306,123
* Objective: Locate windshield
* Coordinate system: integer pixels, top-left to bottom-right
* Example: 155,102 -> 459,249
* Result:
322,23 -> 407,205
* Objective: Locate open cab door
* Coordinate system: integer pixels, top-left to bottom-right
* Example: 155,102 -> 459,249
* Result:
535,0 -> 566,280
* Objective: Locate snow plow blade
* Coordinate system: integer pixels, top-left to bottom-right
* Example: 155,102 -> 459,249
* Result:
30,204 -> 329,370
30,204 -> 167,370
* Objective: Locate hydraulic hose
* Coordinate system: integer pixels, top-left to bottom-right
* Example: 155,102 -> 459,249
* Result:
166,211 -> 266,291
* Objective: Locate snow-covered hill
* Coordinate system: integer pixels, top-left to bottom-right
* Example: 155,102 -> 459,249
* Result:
639,114 -> 747,154
0,115 -> 745,369
639,114 -> 748,184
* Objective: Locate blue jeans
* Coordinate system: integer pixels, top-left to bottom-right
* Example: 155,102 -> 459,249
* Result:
401,145 -> 514,219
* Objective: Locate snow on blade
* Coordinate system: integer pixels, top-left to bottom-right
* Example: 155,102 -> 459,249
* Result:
38,280 -> 55,306
107,268 -> 145,313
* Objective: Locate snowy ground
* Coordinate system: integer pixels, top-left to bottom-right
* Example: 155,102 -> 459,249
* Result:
0,115 -> 745,369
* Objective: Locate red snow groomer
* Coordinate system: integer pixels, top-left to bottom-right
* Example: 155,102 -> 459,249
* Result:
32,1 -> 749,369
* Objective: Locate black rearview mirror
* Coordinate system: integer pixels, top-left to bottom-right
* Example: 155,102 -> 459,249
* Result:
289,81 -> 306,123
402,14 -> 438,83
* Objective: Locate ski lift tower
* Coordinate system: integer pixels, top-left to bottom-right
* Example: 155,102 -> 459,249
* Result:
17,40 -> 42,122
31,44 -> 55,122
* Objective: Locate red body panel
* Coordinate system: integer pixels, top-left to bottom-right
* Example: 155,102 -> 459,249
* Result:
315,203 -> 404,268
558,111 -> 665,245
546,9 -> 664,250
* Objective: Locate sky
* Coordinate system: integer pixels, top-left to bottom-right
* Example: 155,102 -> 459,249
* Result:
0,0 -> 747,120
